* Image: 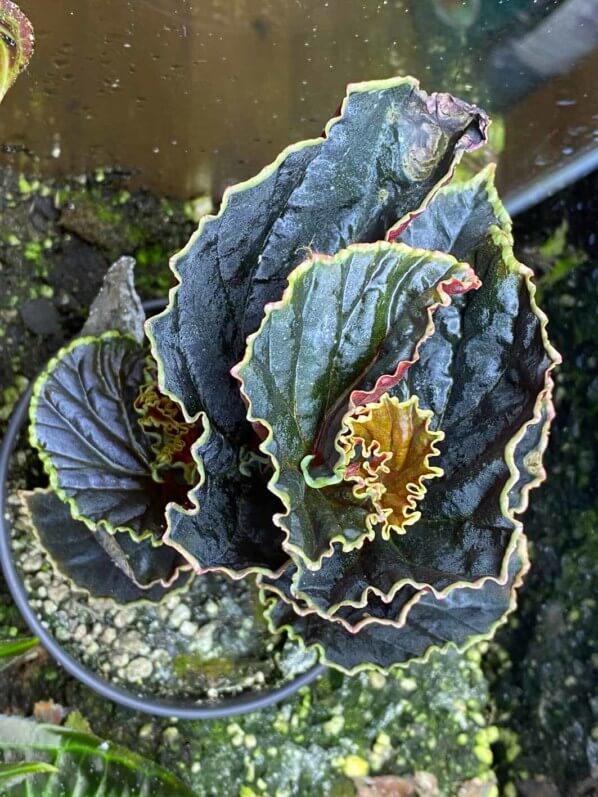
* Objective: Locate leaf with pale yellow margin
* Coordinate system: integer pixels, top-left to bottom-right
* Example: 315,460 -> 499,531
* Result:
339,395 -> 443,538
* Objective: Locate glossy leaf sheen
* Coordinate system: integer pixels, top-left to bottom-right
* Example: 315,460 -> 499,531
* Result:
236,241 -> 476,567
21,490 -> 188,603
29,334 -> 165,540
287,169 -> 556,629
0,717 -> 194,796
166,424 -> 287,575
339,394 -> 443,537
263,540 -> 527,672
393,171 -> 555,532
23,77 -> 557,674
149,77 -> 487,440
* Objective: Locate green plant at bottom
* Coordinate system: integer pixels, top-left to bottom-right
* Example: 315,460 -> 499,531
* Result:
0,716 -> 193,796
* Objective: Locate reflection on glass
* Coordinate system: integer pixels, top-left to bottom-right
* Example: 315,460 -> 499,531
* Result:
0,0 -> 596,209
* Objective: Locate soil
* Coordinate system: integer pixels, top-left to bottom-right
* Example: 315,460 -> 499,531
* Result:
9,491 -> 316,699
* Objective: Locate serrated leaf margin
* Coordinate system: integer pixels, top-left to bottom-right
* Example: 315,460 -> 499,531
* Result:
29,331 -> 163,545
145,74 -> 487,425
259,535 -> 530,674
160,413 -> 288,580
18,488 -> 192,603
283,179 -> 561,620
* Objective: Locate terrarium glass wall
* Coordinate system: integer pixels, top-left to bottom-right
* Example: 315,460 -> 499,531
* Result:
1,0 -> 597,208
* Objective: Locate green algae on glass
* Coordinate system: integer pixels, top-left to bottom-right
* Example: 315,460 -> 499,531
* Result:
0,648 -> 497,795
0,164 -> 195,441
0,1 -> 33,103
160,649 -> 496,796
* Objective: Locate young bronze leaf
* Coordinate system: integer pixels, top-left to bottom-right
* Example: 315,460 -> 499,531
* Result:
29,333 -> 165,541
234,241 -> 478,569
134,359 -> 199,485
148,76 -> 487,441
0,1 -> 34,103
21,490 -> 189,603
261,538 -> 528,673
339,394 -> 444,538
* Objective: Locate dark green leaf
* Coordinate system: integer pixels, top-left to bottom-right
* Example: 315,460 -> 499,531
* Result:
281,520 -> 515,620
0,716 -> 194,796
148,77 -> 487,441
21,489 -> 189,603
165,422 -> 287,576
393,170 -> 560,526
506,395 -> 554,516
29,333 -> 164,541
389,164 -> 511,259
262,537 -> 528,673
234,241 -> 477,568
284,169 -> 559,620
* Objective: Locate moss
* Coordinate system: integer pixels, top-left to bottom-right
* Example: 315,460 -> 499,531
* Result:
172,654 -> 235,681
17,174 -> 37,195
487,171 -> 598,793
95,204 -> 123,226
141,649 -> 493,795
0,376 -> 29,421
341,755 -> 369,778
23,241 -> 43,263
0,165 -> 197,437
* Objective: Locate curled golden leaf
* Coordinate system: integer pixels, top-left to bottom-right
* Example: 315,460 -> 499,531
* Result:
134,362 -> 200,485
339,394 -> 444,537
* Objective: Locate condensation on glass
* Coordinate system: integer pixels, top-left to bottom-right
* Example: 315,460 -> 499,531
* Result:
1,0 -> 596,208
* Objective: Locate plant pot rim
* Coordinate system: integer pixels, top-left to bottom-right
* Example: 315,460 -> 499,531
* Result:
0,300 -> 325,719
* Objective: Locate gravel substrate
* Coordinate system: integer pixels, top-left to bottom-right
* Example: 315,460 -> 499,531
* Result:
7,491 -> 316,701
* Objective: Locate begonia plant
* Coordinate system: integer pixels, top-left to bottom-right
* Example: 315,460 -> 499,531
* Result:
25,76 -> 560,674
